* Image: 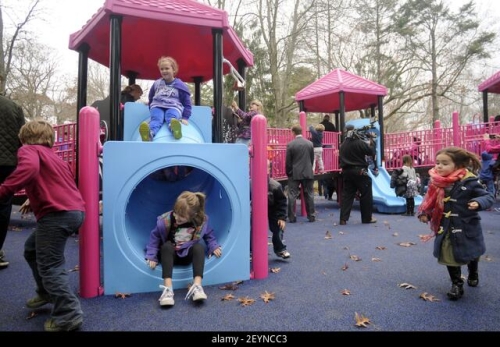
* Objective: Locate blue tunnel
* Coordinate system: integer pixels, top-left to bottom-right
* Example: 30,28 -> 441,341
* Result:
102,104 -> 250,294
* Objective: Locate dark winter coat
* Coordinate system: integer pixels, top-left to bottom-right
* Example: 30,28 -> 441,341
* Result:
0,95 -> 25,166
433,175 -> 494,263
390,169 -> 407,197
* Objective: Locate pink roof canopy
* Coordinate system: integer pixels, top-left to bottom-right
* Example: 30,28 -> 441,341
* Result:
295,69 -> 388,112
68,0 -> 253,82
478,70 -> 500,94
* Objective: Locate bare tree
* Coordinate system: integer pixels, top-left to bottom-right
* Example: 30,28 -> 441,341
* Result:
8,38 -> 58,120
0,0 -> 42,95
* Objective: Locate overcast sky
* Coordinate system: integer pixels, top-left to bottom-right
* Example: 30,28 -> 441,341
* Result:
4,0 -> 500,78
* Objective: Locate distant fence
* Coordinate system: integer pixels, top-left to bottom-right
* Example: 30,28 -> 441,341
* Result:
16,113 -> 500,198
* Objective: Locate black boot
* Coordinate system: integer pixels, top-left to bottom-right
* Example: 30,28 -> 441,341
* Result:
408,198 -> 415,216
467,258 -> 479,287
402,199 -> 410,216
446,266 -> 464,300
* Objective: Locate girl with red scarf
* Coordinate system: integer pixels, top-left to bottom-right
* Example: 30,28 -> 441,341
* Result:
418,147 -> 494,301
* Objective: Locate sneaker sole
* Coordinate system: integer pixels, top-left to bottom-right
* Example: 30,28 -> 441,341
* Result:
139,122 -> 151,141
170,119 -> 182,139
160,300 -> 175,306
193,295 -> 207,301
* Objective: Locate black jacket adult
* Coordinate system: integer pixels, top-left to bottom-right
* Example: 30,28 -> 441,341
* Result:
320,119 -> 336,132
0,95 -> 25,166
339,136 -> 374,170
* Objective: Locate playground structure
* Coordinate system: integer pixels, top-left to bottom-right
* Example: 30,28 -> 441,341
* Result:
38,0 -> 500,299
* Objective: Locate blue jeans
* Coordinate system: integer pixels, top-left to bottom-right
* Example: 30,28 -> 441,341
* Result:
149,107 -> 181,138
24,211 -> 85,325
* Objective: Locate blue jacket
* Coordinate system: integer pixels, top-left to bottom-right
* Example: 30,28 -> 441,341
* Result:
308,125 -> 323,148
145,211 -> 220,261
479,151 -> 495,181
433,174 -> 494,263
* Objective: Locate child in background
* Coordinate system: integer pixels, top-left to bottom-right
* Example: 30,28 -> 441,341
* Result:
145,191 -> 222,306
418,146 -> 494,301
267,160 -> 290,259
400,154 -> 419,216
309,124 -> 325,174
231,99 -> 263,146
0,120 -> 85,331
479,150 -> 496,197
140,56 -> 192,141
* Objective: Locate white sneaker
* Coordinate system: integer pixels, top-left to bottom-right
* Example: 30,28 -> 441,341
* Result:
158,285 -> 174,306
275,250 -> 291,259
185,284 -> 207,301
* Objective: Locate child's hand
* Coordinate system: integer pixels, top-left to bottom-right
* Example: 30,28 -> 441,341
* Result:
468,201 -> 479,210
419,233 -> 434,243
211,247 -> 222,258
19,199 -> 31,214
418,214 -> 429,223
146,260 -> 157,269
483,133 -> 490,140
278,220 -> 286,230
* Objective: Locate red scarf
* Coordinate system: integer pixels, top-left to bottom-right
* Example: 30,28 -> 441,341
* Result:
418,168 -> 466,234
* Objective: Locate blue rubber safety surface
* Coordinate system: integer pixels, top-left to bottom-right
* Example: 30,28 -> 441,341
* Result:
1,195 -> 500,337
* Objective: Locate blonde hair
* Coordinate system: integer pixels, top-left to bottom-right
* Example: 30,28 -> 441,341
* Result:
173,191 -> 206,227
250,99 -> 264,114
315,124 -> 325,132
19,120 -> 55,148
158,56 -> 179,75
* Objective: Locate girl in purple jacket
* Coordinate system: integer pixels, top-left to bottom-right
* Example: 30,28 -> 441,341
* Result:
139,56 -> 192,141
145,191 -> 221,306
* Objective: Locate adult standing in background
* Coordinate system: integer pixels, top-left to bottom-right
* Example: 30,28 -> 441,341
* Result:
338,125 -> 377,225
286,124 -> 316,223
0,95 -> 25,269
120,84 -> 143,104
320,114 -> 337,132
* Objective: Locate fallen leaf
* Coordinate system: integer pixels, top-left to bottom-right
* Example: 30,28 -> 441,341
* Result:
219,282 -> 240,290
392,232 -> 399,237
343,246 -> 349,250
238,296 -> 255,306
221,293 -> 235,301
341,289 -> 351,295
484,255 -> 493,262
349,255 -> 361,261
354,312 -> 371,327
270,267 -> 281,273
338,231 -> 344,235
371,257 -> 381,262
398,283 -> 416,289
375,246 -> 386,250
114,292 -> 131,299
383,221 -> 391,229
397,242 -> 416,247
419,292 -> 440,302
341,263 -> 349,271
260,291 -> 275,303
324,231 -> 332,239
26,311 -> 37,320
